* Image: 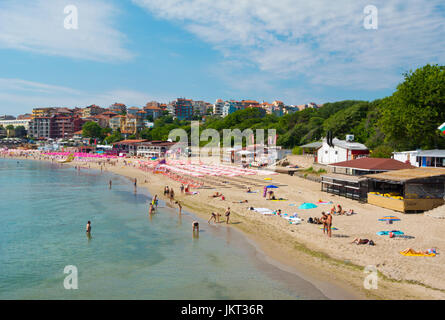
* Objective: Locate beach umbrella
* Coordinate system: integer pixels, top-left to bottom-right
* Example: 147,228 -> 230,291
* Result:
298,202 -> 318,209
265,185 -> 278,188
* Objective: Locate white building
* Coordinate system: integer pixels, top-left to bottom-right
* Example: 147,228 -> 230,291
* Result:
213,99 -> 224,116
393,149 -> 445,168
317,136 -> 369,164
0,119 -> 31,130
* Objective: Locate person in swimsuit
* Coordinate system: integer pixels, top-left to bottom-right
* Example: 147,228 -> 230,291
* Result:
86,221 -> 91,234
169,188 -> 175,203
208,212 -> 217,224
225,207 -> 231,224
175,201 -> 182,214
152,195 -> 158,209
149,204 -> 155,215
320,212 -> 327,234
193,221 -> 200,232
325,212 -> 333,237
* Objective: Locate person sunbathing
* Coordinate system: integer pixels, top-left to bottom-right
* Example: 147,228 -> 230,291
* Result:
352,238 -> 375,245
337,205 -> 344,215
209,192 -> 222,198
247,187 -> 252,193
401,248 -> 437,255
345,209 -> 355,216
233,200 -> 248,203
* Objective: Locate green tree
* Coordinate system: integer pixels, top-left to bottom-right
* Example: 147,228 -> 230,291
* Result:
378,64 -> 445,150
5,125 -> 14,138
370,145 -> 393,158
14,126 -> 27,138
104,131 -> 123,144
82,121 -> 103,139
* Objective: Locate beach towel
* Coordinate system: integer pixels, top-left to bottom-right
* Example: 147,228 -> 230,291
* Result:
317,201 -> 333,205
376,231 -> 404,236
399,249 -> 436,257
251,208 -> 275,215
319,226 -> 338,230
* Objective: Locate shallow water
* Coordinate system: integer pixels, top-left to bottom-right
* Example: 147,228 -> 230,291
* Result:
0,159 -> 327,299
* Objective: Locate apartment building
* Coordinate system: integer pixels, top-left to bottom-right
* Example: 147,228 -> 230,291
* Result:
82,105 -> 104,118
222,100 -> 242,117
169,98 -> 193,120
0,119 -> 32,130
29,117 -> 52,138
213,99 -> 224,116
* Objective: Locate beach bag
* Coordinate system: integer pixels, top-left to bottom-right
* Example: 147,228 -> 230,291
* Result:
308,217 -> 314,224
369,240 -> 375,246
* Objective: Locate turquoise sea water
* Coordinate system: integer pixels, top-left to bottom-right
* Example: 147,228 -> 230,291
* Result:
0,159 -> 327,299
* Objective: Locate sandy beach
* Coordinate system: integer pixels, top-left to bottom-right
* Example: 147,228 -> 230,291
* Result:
4,152 -> 445,300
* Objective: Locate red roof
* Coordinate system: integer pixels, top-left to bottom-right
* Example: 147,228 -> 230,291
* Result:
112,139 -> 147,145
329,158 -> 415,171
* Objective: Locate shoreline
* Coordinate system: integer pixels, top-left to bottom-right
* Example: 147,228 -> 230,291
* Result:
4,154 -> 445,300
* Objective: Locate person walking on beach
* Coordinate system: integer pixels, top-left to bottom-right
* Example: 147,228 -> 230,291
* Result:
180,184 -> 184,194
325,211 -> 333,238
86,221 -> 92,234
225,207 -> 231,224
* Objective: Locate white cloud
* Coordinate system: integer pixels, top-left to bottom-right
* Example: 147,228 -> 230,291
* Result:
0,0 -> 132,61
0,78 -> 170,115
133,0 -> 445,90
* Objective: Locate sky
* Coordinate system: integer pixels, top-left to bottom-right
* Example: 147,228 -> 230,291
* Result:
0,0 -> 444,116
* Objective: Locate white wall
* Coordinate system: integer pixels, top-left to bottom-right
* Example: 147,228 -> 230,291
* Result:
393,152 -> 419,167
317,142 -> 349,164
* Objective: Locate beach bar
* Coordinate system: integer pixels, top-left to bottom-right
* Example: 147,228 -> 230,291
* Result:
321,174 -> 368,201
364,168 -> 445,213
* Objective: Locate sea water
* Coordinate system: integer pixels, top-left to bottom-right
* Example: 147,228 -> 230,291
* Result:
0,159 -> 327,299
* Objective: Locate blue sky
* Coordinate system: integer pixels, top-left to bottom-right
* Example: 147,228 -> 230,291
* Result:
0,0 -> 444,115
